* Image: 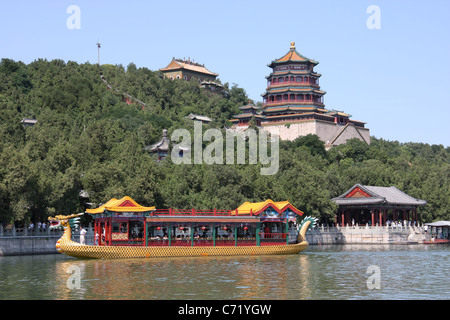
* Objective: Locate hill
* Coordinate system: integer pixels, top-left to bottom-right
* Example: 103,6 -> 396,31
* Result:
0,58 -> 449,226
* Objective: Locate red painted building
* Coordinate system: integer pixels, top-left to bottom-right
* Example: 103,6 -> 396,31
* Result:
332,184 -> 427,227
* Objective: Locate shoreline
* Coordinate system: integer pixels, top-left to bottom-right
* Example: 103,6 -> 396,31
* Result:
0,225 -> 434,256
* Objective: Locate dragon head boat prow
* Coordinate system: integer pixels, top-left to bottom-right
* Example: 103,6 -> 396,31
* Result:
48,212 -> 84,228
49,213 -> 84,253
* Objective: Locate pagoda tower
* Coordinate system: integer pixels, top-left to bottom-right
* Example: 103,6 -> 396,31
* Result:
230,42 -> 370,148
262,42 -> 326,117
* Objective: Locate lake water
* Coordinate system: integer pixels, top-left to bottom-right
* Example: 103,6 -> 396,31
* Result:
0,244 -> 448,300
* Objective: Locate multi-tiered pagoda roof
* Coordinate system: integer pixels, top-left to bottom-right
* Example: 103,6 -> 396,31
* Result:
262,42 -> 326,118
231,43 -> 366,130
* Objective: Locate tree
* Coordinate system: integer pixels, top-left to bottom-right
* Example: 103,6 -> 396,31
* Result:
0,58 -> 448,226
292,134 -> 326,158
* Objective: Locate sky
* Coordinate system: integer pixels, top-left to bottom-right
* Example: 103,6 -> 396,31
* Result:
1,0 -> 449,147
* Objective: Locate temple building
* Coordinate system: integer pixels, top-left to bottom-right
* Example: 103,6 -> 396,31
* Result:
144,129 -> 170,161
160,58 -> 223,92
144,129 -> 190,161
231,103 -> 265,127
20,118 -> 37,127
160,58 -> 217,81
185,113 -> 213,124
230,43 -> 370,148
332,184 -> 427,227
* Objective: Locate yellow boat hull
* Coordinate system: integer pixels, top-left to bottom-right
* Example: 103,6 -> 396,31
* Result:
58,237 -> 309,259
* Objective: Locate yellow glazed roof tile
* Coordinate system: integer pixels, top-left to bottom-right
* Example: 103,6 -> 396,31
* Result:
231,199 -> 303,216
86,196 -> 155,214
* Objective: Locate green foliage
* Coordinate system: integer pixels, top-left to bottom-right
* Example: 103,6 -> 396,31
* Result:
0,58 -> 448,226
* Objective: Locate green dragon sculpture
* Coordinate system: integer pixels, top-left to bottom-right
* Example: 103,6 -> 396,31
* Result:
297,216 -> 318,243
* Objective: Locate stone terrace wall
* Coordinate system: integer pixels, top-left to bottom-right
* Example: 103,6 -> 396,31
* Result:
303,224 -> 427,245
0,226 -> 95,256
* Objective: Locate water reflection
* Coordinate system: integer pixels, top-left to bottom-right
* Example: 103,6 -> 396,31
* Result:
48,255 -> 309,300
1,245 -> 449,299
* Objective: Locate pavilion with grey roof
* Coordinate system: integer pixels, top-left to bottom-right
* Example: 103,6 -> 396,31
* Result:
332,184 -> 427,227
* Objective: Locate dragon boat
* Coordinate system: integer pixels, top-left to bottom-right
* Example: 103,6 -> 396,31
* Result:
49,197 -> 317,259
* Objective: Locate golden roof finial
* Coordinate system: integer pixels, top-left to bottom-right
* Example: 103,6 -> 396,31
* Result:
290,42 -> 295,50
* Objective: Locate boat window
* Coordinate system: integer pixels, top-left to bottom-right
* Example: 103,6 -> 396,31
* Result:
174,224 -> 190,237
112,222 -> 128,233
148,225 -> 169,239
196,225 -> 212,238
129,221 -> 144,239
237,225 -> 255,238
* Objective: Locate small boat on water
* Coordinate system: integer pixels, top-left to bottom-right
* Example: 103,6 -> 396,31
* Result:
49,197 -> 317,259
423,239 -> 450,245
423,221 -> 450,245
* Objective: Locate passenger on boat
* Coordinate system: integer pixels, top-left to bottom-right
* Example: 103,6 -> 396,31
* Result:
80,227 -> 87,245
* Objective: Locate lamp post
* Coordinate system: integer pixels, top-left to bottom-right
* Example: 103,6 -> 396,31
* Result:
96,42 -> 101,65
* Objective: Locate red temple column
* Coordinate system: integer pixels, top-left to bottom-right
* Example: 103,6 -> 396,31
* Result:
379,210 -> 383,226
143,219 -> 146,247
107,219 -> 112,245
105,221 -> 108,245
341,209 -> 345,227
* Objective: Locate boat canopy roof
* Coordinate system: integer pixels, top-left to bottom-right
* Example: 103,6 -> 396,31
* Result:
231,199 -> 303,216
86,197 -> 303,221
425,221 -> 450,228
86,196 -> 156,215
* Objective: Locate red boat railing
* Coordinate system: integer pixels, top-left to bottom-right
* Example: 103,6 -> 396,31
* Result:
152,208 -> 256,216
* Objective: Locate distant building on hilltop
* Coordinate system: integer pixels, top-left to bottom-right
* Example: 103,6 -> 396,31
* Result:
230,42 -> 370,149
160,58 -> 217,82
20,118 -> 37,127
144,129 -> 190,162
185,113 -> 213,124
144,129 -> 170,161
160,57 -> 223,92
